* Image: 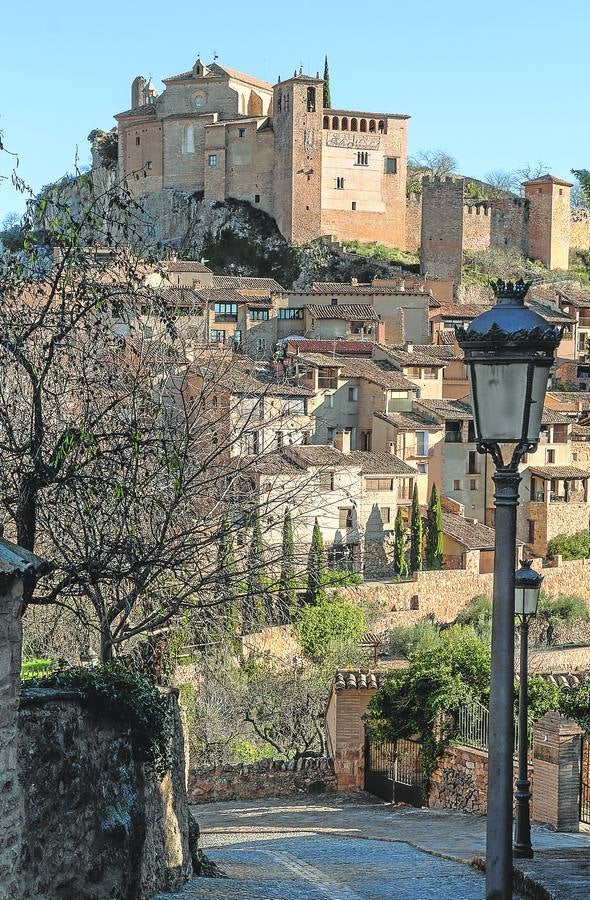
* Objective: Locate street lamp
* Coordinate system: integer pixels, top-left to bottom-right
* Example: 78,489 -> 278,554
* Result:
456,279 -> 561,900
513,559 -> 543,860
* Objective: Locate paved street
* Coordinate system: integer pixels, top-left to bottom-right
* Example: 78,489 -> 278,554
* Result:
155,794 -> 590,898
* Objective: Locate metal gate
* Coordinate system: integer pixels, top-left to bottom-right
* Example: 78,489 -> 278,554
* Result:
580,733 -> 590,824
364,737 -> 426,806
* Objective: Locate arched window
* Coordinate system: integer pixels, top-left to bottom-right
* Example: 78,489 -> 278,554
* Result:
323,115 -> 329,129
378,120 -> 385,133
341,117 -> 348,131
183,125 -> 195,154
369,119 -> 376,133
350,118 -> 358,132
278,92 -> 282,113
332,116 -> 339,130
360,119 -> 367,132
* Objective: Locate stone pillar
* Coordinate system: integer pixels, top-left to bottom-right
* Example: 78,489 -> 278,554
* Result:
0,539 -> 47,900
532,711 -> 584,832
0,572 -> 25,899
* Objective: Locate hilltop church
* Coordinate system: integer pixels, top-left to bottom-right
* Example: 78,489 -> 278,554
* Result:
114,58 -> 409,247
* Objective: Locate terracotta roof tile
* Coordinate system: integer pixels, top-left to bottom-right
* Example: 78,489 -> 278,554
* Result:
415,398 -> 474,420
334,670 -> 382,690
441,512 -> 498,550
286,339 -> 374,356
212,275 -> 284,293
374,410 -> 441,431
306,303 -> 379,321
165,260 -> 212,274
528,465 -> 589,480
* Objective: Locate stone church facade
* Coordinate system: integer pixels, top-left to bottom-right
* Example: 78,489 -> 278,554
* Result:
114,59 -> 408,247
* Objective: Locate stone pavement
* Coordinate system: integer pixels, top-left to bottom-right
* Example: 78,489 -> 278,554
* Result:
156,793 -> 590,899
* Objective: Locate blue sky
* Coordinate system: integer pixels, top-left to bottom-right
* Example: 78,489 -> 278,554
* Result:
0,0 -> 587,222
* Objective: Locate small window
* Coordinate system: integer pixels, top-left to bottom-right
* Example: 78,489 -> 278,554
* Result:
351,201 -> 357,211
327,426 -> 335,443
356,151 -> 369,166
366,478 -> 394,492
254,194 -> 260,203
146,161 -> 153,170
135,135 -> 140,146
210,329 -> 225,344
528,519 -> 535,544
453,479 -> 462,491
307,87 -> 316,112
380,507 -> 391,524
417,463 -> 427,475
470,478 -> 477,491
284,93 -> 290,112
249,308 -> 269,320
319,471 -> 335,492
278,308 -> 303,320
336,177 -> 345,189
239,128 -> 246,138
256,338 -> 266,352
385,157 -> 398,175
339,507 -> 354,529
327,394 -> 334,408
208,154 -> 217,167
276,431 -> 284,449
546,449 -> 555,464
348,386 -> 358,401
277,93 -> 282,113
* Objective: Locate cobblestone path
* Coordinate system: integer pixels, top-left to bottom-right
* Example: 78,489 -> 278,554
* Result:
157,833 -> 488,899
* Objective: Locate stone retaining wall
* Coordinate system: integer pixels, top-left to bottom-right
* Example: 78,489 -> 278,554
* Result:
429,744 -> 532,815
188,757 -> 337,804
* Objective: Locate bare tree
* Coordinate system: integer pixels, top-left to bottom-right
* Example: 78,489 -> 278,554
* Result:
483,169 -> 516,198
408,149 -> 458,178
0,169 -> 318,663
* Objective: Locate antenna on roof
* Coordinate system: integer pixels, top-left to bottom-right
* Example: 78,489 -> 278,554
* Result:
213,50 -> 219,61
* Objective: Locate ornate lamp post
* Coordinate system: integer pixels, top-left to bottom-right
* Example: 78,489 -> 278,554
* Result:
456,279 -> 561,900
513,559 -> 542,859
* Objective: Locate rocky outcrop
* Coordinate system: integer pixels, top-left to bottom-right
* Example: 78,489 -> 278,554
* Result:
18,687 -> 193,900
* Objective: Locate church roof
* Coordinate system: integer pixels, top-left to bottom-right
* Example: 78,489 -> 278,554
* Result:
163,61 -> 272,92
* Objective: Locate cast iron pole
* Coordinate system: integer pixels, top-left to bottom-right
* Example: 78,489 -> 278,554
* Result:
513,617 -> 533,858
486,467 -> 520,899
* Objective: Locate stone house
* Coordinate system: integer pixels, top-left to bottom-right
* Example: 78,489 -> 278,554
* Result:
277,349 -> 420,450
250,441 -> 417,577
287,281 -> 437,345
115,59 -> 409,247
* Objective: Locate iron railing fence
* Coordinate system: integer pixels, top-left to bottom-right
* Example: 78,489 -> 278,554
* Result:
457,700 -> 532,755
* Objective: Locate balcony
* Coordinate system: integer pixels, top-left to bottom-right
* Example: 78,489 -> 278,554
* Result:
214,314 -> 238,323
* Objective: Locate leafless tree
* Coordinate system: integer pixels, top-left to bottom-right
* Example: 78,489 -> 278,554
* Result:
0,169 -> 317,663
409,149 -> 458,178
483,169 -> 516,198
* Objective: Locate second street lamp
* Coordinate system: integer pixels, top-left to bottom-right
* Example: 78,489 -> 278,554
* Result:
456,278 -> 561,900
513,559 -> 543,860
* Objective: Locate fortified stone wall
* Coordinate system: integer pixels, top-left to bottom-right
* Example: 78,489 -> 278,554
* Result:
188,757 -> 336,803
405,195 -> 422,252
420,177 -> 464,281
570,207 -> 590,251
18,688 -> 193,900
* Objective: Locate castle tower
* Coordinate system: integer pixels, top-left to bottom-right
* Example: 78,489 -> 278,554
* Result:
131,76 -> 147,110
524,174 -> 572,270
272,73 -> 324,244
420,176 -> 465,283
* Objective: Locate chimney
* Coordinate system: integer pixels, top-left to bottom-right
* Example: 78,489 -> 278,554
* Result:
405,341 -> 414,354
351,277 -> 358,286
334,429 -> 351,454
387,441 -> 397,455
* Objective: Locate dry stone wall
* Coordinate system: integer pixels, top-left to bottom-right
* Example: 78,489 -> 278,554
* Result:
429,744 -> 531,815
188,757 -> 336,803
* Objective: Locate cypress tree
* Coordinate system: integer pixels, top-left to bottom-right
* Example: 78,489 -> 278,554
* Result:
410,483 -> 423,572
426,484 -> 444,570
245,505 -> 266,630
323,55 -> 331,109
217,514 -> 238,631
279,507 -> 297,622
306,517 -> 325,604
394,509 -> 409,577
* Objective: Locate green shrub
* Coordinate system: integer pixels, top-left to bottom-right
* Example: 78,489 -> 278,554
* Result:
228,739 -> 272,764
547,530 -> 590,560
561,681 -> 590,731
322,569 -> 363,588
388,620 -> 440,658
537,593 -> 590,626
294,597 -> 366,659
521,676 -> 562,723
455,595 -> 492,638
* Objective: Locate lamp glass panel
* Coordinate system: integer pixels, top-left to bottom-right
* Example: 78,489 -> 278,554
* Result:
469,361 -> 529,442
514,585 -> 540,617
528,365 -> 551,443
